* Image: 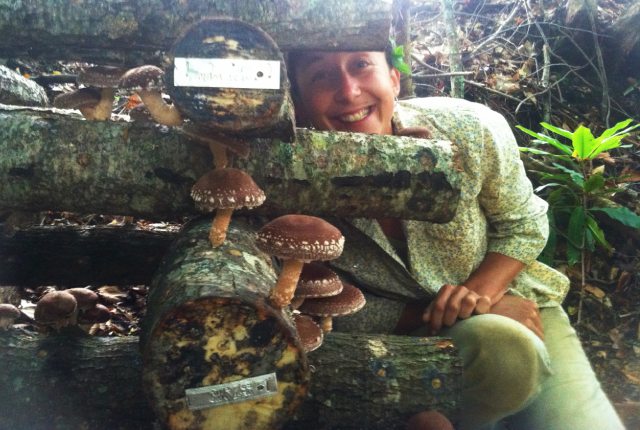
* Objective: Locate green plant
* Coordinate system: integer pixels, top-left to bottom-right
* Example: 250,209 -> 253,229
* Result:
388,38 -> 411,75
517,119 -> 640,322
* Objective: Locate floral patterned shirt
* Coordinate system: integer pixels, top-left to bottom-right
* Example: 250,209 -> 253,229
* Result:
352,97 -> 569,308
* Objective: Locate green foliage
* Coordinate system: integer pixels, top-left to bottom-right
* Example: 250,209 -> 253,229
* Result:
517,120 -> 640,266
388,38 -> 411,75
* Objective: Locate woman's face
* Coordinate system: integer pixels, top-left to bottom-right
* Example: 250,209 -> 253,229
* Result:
292,51 -> 400,135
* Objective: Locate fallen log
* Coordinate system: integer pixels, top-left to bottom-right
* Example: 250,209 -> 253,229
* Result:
0,224 -> 177,287
140,217 -> 309,430
0,0 -> 394,65
0,330 -> 155,430
0,329 -> 460,430
0,105 -> 460,222
288,332 -> 460,430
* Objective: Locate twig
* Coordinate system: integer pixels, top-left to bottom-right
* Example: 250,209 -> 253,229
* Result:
463,79 -> 527,103
413,71 -> 473,78
586,0 -> 611,127
471,0 -> 523,55
440,0 -> 464,98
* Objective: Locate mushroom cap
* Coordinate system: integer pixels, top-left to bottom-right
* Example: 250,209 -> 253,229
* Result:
119,65 -> 164,91
34,291 -> 77,324
0,303 -> 20,320
53,87 -> 101,109
65,288 -> 99,311
256,215 -> 344,262
77,66 -> 124,88
293,313 -> 323,353
295,262 -> 343,298
78,303 -> 111,324
298,283 -> 366,317
191,168 -> 265,212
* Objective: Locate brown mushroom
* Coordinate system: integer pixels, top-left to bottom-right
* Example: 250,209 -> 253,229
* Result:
65,288 -> 99,311
119,65 -> 182,126
256,215 -> 344,308
295,262 -> 343,299
78,303 -> 111,325
191,168 -> 265,247
53,87 -> 101,120
77,66 -> 124,121
406,410 -> 455,430
293,313 -> 323,353
0,304 -> 20,330
298,283 -> 366,332
34,290 -> 78,331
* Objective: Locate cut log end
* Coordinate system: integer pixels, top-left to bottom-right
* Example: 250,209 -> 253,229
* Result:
142,298 -> 309,430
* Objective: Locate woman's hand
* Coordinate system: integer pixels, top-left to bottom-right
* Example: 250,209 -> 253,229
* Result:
489,295 -> 544,340
422,284 -> 492,335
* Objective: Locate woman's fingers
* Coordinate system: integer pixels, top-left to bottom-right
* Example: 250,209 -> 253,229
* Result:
423,284 -> 493,334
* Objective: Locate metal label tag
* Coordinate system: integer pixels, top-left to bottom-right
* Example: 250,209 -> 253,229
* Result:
185,372 -> 278,410
173,58 -> 281,89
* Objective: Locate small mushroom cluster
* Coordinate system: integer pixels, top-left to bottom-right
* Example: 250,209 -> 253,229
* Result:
34,288 -> 110,332
0,303 -> 21,330
255,214 -> 366,352
53,64 -> 183,126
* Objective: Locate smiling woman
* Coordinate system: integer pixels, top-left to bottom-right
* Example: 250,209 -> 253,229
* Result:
287,48 -> 626,430
288,51 -> 399,135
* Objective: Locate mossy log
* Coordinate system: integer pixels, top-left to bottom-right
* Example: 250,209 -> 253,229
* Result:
0,0 -> 394,65
289,333 -> 461,430
141,217 -> 309,430
0,106 -> 460,222
0,331 -> 155,430
0,329 -> 459,430
0,224 -> 177,287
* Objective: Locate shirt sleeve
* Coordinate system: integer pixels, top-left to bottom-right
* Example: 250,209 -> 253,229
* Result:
478,107 -> 550,264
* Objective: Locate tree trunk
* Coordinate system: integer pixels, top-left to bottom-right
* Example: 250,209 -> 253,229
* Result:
141,217 -> 309,430
0,329 -> 460,430
0,224 -> 177,287
0,0 -> 394,65
0,331 -> 155,430
0,106 -> 460,222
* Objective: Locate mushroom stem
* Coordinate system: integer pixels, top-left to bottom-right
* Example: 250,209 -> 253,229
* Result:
93,88 -> 115,121
138,89 -> 183,126
209,208 -> 234,247
270,259 -> 305,308
209,141 -> 229,169
319,316 -> 333,333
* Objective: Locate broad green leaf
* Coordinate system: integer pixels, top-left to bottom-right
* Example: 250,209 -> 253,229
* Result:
584,228 -> 596,252
591,207 -> 640,228
566,206 -> 586,266
551,163 -> 584,187
585,215 -> 612,251
598,119 -> 633,139
516,126 -> 573,155
519,147 -> 554,156
540,122 -> 573,139
583,173 -> 605,193
571,125 -> 594,160
538,213 -> 557,265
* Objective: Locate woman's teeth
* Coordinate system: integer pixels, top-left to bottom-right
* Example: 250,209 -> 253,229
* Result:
339,107 -> 370,122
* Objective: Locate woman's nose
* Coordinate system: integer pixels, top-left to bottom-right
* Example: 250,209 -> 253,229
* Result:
334,72 -> 361,102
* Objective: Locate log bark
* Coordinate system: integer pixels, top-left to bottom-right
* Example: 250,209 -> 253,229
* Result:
141,217 -> 309,430
0,106 -> 461,222
0,331 -> 155,430
0,0 -> 393,65
290,332 -> 461,430
0,65 -> 49,106
0,330 -> 460,430
0,224 -> 177,287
